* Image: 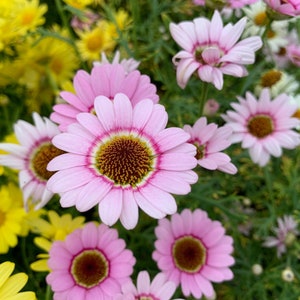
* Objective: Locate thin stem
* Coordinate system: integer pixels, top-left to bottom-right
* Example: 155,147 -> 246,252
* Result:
199,81 -> 209,116
54,0 -> 70,35
45,284 -> 53,300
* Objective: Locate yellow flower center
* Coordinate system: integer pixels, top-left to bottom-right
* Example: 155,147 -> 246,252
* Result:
266,29 -> 276,39
260,70 -> 282,87
50,57 -> 63,75
194,142 -> 205,160
247,115 -> 274,138
0,210 -> 6,226
20,9 -> 35,26
71,250 -> 109,288
86,32 -> 105,52
172,236 -> 207,273
31,142 -> 65,181
293,109 -> 300,119
95,135 -> 155,187
138,296 -> 157,300
254,11 -> 268,26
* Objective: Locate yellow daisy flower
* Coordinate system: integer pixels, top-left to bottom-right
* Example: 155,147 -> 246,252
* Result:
106,9 -> 130,40
30,210 -> 86,272
0,261 -> 36,300
14,0 -> 47,35
0,185 -> 25,254
63,0 -> 94,9
76,20 -> 116,62
0,0 -> 47,51
2,182 -> 45,237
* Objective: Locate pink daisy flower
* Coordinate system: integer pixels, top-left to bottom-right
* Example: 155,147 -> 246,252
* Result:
50,63 -> 159,131
47,93 -> 198,229
169,10 -> 262,90
114,271 -> 181,300
183,117 -> 237,174
263,215 -> 299,257
264,0 -> 300,17
287,44 -> 300,67
152,209 -> 235,299
222,88 -> 300,166
46,222 -> 136,300
0,112 -> 63,209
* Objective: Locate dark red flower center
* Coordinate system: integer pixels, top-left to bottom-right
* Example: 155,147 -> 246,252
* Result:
71,249 -> 109,288
172,235 -> 207,273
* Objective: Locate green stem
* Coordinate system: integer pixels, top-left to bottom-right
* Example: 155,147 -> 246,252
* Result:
264,166 -> 274,201
54,0 -> 70,34
45,284 -> 53,300
199,82 -> 209,116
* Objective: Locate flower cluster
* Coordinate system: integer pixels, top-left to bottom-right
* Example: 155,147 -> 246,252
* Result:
0,0 -> 299,299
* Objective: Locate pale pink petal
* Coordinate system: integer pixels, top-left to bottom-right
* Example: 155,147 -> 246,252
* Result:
98,188 -> 123,226
120,189 -> 139,230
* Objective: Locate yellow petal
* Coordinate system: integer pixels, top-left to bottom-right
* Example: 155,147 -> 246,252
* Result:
0,262 -> 14,289
5,291 -> 36,300
30,259 -> 50,272
0,273 -> 27,298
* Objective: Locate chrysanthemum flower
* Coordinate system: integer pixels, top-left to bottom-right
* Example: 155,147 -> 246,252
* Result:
14,0 -> 47,34
263,215 -> 299,257
152,209 -> 235,299
183,117 -> 237,174
264,0 -> 300,17
0,185 -> 25,254
47,93 -> 198,229
0,112 -> 63,209
114,271 -> 179,300
30,210 -> 85,272
222,88 -> 300,166
46,222 -> 136,300
63,0 -> 94,9
76,20 -> 116,62
0,261 -> 36,300
50,63 -> 159,131
169,10 -> 262,90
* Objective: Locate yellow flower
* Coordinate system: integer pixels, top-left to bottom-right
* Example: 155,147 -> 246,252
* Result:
63,0 -> 94,9
76,20 -> 116,61
30,210 -> 85,272
14,0 -> 47,35
0,261 -> 36,300
0,0 -> 47,51
5,29 -> 79,111
0,185 -> 25,254
106,9 -> 130,39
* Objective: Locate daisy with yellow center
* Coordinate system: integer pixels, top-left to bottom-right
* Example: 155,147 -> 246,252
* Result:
76,20 -> 116,62
0,261 -> 36,300
222,88 -> 300,166
14,0 -> 47,35
0,112 -> 63,209
255,69 -> 299,97
62,0 -> 94,9
0,0 -> 47,51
